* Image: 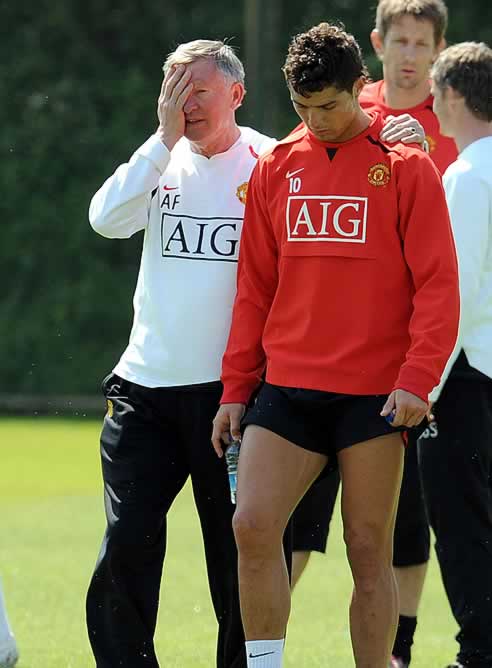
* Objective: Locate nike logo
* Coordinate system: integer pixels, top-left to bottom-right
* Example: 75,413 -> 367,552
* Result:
248,652 -> 275,658
285,168 -> 304,179
249,145 -> 260,159
163,185 -> 179,191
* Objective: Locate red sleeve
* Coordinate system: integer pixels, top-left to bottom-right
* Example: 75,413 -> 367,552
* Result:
393,151 -> 460,400
220,160 -> 279,404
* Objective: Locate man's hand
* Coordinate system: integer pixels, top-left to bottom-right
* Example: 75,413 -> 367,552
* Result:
380,389 -> 429,428
156,65 -> 193,151
211,403 -> 245,458
380,114 -> 426,147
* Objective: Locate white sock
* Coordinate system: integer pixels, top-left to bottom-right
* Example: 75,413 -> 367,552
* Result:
0,580 -> 14,643
245,639 -> 284,667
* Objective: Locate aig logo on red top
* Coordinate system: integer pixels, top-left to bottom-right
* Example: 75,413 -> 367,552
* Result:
286,196 -> 368,244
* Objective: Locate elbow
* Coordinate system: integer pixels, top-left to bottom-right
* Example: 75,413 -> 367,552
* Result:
89,213 -> 109,237
89,214 -> 119,239
89,215 -> 134,239
88,197 -> 111,237
88,205 -> 131,239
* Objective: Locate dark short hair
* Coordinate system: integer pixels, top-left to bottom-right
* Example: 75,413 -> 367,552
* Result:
376,0 -> 448,45
283,22 -> 368,96
432,41 -> 492,122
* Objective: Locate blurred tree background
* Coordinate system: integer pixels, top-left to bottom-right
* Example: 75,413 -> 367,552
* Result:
2,0 -> 491,395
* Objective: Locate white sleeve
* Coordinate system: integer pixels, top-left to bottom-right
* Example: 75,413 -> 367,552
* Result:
429,167 -> 490,400
89,135 -> 171,239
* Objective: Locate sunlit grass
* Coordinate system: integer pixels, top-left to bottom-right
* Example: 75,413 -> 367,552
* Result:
0,417 -> 458,667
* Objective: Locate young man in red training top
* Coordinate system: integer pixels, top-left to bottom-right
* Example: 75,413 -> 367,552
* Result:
291,3 -> 458,666
212,22 -> 459,668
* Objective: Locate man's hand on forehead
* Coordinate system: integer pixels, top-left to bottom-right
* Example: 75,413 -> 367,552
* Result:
156,64 -> 193,151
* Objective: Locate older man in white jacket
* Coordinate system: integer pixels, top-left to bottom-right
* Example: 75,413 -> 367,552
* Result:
86,39 -> 275,668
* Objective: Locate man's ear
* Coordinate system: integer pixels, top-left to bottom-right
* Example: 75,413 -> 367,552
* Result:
231,82 -> 246,111
353,76 -> 366,98
370,29 -> 385,61
432,37 -> 446,62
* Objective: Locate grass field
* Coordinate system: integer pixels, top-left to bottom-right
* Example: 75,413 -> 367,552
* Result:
0,417 -> 459,667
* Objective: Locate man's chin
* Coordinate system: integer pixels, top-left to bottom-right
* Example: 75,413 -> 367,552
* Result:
310,128 -> 335,141
395,76 -> 422,90
184,121 -> 207,139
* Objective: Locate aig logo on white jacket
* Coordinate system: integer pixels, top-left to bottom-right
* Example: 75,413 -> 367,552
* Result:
161,213 -> 241,262
286,196 -> 368,243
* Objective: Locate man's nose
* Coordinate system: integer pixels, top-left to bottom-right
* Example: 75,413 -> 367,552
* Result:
183,96 -> 198,114
307,109 -> 322,127
402,44 -> 417,61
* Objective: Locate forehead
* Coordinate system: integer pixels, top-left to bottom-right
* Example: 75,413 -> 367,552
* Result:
185,58 -> 226,86
289,85 -> 348,106
385,14 -> 436,43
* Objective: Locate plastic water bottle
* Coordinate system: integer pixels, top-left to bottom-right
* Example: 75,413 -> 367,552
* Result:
225,441 -> 240,504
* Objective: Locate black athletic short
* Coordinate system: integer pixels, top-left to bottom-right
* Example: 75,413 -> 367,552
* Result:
242,382 -> 406,471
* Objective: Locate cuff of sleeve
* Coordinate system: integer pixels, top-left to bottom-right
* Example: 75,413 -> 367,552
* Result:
136,135 -> 171,174
220,380 -> 255,405
393,365 -> 437,403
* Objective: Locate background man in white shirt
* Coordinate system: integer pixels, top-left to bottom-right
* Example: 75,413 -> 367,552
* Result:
86,40 -> 275,668
422,40 -> 492,668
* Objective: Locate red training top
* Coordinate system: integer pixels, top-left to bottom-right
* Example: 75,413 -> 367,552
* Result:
220,113 -> 459,405
359,80 -> 458,174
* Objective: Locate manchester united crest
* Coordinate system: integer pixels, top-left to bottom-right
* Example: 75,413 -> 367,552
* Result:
368,163 -> 391,187
236,182 -> 248,204
426,134 -> 437,153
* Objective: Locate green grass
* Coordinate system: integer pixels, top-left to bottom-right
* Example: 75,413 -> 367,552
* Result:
0,417 -> 458,667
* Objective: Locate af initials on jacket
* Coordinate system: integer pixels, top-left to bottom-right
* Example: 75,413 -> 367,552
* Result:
220,113 -> 460,406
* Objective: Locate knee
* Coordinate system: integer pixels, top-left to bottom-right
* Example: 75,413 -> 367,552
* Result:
232,507 -> 279,558
105,509 -> 165,557
344,526 -> 391,591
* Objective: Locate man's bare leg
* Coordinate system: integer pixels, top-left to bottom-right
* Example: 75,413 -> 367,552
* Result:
395,563 -> 428,617
233,425 -> 327,639
339,433 -> 404,668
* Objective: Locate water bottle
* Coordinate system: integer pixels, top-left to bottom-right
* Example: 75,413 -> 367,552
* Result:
225,440 -> 240,504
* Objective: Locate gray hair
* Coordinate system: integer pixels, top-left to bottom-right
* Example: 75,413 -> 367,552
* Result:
163,39 -> 245,84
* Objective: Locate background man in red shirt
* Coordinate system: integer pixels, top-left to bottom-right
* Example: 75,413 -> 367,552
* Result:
291,4 -> 458,666
213,22 -> 459,668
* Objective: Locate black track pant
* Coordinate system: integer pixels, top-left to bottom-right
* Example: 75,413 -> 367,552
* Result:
419,353 -> 492,668
86,375 -> 245,668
